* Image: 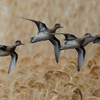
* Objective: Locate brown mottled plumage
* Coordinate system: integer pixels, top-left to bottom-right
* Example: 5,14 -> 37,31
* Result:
52,33 -> 92,71
21,17 -> 63,63
83,33 -> 100,47
0,40 -> 24,73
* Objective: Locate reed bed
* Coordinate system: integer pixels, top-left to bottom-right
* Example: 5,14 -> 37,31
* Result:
0,0 -> 100,100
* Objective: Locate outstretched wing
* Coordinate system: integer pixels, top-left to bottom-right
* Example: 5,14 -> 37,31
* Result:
83,37 -> 95,47
8,52 -> 18,74
63,34 -> 77,40
20,17 -> 48,32
83,35 -> 100,46
49,36 -> 60,63
51,33 -> 77,40
75,47 -> 85,71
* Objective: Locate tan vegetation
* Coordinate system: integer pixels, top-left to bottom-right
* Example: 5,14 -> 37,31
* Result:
0,0 -> 100,100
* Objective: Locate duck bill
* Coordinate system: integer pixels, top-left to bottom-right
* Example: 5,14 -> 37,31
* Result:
90,35 -> 95,38
20,42 -> 24,45
60,25 -> 63,28
21,43 -> 24,45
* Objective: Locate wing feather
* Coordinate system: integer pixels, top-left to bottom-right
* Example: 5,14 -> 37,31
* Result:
49,36 -> 60,63
51,33 -> 77,40
8,52 -> 18,74
75,47 -> 85,71
20,17 -> 48,32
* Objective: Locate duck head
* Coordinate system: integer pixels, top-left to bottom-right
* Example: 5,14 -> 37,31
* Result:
54,23 -> 63,29
93,37 -> 100,44
84,33 -> 94,38
15,40 -> 24,46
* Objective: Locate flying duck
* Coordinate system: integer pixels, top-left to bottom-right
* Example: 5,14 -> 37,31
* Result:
20,17 -> 63,63
0,40 -> 24,73
51,33 -> 92,71
83,33 -> 100,46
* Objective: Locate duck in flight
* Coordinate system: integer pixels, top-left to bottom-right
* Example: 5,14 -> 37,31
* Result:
0,40 -> 24,74
20,17 -> 63,63
52,33 -> 93,71
83,33 -> 100,46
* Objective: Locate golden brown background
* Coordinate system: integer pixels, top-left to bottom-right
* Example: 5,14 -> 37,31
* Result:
0,0 -> 100,100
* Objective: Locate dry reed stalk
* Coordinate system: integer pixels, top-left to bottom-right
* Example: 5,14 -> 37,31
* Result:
0,84 -> 3,93
42,70 -> 54,81
12,85 -> 27,98
26,89 -> 36,100
15,92 -> 28,100
17,65 -> 32,75
64,82 -> 77,94
49,90 -> 59,95
94,46 -> 100,57
87,59 -> 96,69
52,70 -> 70,91
89,65 -> 100,79
86,96 -> 99,100
40,90 -> 59,100
0,0 -> 100,99
0,68 -> 7,74
12,76 -> 27,97
34,50 -> 45,59
20,56 -> 32,64
21,76 -> 37,87
53,70 -> 70,81
31,81 -> 46,91
62,60 -> 77,76
71,88 -> 82,100
87,79 -> 100,94
72,72 -> 85,85
92,87 -> 100,97
13,76 -> 24,87
0,87 -> 10,99
37,89 -> 48,100
30,60 -> 41,71
42,70 -> 59,90
58,56 -> 68,63
56,94 -> 71,100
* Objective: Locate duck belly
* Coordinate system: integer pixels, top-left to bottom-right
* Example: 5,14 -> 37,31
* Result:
0,50 -> 9,56
33,32 -> 52,42
61,40 -> 80,50
66,41 -> 80,48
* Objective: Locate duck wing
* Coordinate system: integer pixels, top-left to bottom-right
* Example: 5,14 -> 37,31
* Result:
75,47 -> 85,71
83,35 -> 100,46
49,36 -> 60,63
83,37 -> 95,47
20,17 -> 48,32
8,52 -> 18,74
51,33 -> 77,40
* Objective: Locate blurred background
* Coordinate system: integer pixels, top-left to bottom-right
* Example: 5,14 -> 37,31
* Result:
0,0 -> 100,100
